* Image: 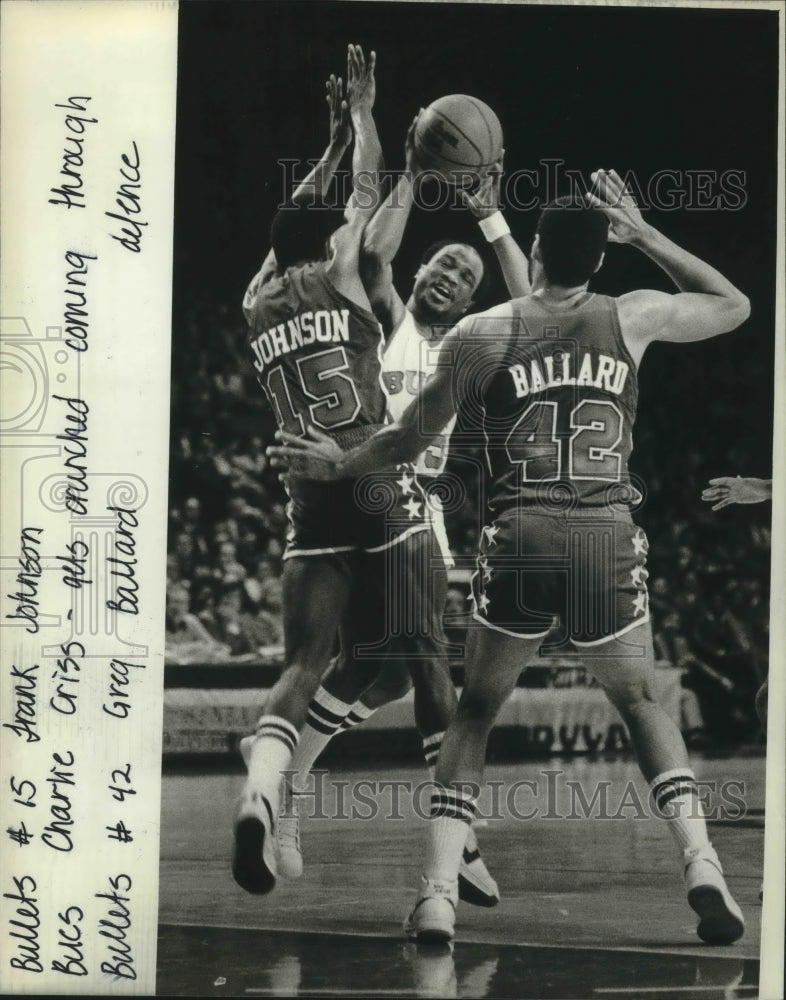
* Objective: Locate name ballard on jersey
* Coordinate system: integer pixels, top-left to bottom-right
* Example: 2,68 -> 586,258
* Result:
508,350 -> 629,398
250,308 -> 353,372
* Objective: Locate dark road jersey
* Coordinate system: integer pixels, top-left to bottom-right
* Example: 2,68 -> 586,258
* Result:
243,261 -> 387,444
460,292 -> 639,512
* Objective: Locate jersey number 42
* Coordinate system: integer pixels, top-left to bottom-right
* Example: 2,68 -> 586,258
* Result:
506,399 -> 624,481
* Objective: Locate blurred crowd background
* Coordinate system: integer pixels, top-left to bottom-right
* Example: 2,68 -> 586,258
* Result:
166,294 -> 772,749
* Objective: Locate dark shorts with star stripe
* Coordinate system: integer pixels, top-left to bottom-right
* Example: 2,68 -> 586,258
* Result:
339,525 -> 451,661
470,508 -> 650,646
283,467 -> 431,559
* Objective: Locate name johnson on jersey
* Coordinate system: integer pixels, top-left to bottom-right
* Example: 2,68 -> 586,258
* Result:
250,308 -> 351,373
508,350 -> 629,399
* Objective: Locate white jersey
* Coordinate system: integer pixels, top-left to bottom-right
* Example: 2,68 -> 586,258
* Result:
382,309 -> 456,565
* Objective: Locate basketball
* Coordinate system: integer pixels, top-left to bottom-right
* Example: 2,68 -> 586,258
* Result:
414,95 -> 503,186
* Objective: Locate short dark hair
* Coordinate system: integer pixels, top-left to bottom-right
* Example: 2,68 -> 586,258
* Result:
536,197 -> 609,286
269,201 -> 345,271
420,239 -> 491,304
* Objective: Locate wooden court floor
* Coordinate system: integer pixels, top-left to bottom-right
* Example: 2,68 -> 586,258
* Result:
157,753 -> 766,998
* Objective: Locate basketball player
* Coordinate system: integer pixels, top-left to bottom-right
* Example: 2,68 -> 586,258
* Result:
234,45 -> 435,895
277,124 -> 531,907
269,168 -> 751,945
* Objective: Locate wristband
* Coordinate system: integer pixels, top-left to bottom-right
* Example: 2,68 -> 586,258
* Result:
478,211 -> 510,243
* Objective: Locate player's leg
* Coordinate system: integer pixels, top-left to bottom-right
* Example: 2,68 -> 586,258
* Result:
286,651 -> 406,799
397,529 -> 501,907
233,553 -> 352,894
583,627 -> 744,944
571,513 -> 744,944
407,623 -> 542,942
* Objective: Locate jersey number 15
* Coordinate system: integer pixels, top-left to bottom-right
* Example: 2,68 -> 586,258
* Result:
264,348 -> 361,435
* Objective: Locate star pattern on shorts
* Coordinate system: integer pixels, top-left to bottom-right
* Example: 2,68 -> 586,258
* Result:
630,564 -> 647,587
483,524 -> 500,546
632,591 -> 648,617
467,575 -> 479,612
479,556 -> 493,583
632,530 -> 648,556
397,471 -> 414,496
477,592 -> 491,613
403,496 -> 422,520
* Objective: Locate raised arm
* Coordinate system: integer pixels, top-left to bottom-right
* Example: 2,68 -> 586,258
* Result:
587,169 -> 750,365
345,45 -> 383,221
358,116 -> 422,333
459,153 -> 531,298
242,72 -> 352,307
326,44 -> 383,308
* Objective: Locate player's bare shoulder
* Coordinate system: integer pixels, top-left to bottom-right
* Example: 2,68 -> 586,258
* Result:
614,289 -> 676,366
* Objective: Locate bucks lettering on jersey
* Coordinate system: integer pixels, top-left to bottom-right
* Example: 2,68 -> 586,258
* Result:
243,261 -> 386,439
460,293 -> 639,511
382,310 -> 456,477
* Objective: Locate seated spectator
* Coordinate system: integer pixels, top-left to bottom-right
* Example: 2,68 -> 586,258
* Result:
211,584 -> 284,656
165,585 -> 229,664
217,539 -> 247,589
243,557 -> 278,610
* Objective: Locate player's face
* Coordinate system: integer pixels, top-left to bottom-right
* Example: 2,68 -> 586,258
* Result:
413,245 -> 483,321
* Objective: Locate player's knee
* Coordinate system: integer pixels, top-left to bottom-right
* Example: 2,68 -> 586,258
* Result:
606,684 -> 657,718
371,665 -> 412,701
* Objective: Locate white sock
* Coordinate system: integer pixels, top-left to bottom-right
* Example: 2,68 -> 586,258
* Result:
425,786 -> 476,883
422,731 -> 445,782
338,700 -> 375,732
288,688 -> 354,792
247,715 -> 299,817
650,768 -> 711,859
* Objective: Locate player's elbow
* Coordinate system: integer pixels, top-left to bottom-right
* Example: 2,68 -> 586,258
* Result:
713,290 -> 750,336
733,292 -> 751,325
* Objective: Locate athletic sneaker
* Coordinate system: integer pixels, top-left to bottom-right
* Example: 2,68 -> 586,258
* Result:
277,784 -> 304,880
684,844 -> 745,945
240,734 -> 304,881
232,786 -> 278,894
404,877 -> 458,944
459,826 -> 499,907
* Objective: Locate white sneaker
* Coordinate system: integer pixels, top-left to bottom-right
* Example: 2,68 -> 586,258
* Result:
459,826 -> 499,907
277,785 -> 304,880
684,844 -> 745,945
403,877 -> 458,944
232,784 -> 278,894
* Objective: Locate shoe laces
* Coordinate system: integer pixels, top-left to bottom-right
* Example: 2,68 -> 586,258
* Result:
278,794 -> 301,850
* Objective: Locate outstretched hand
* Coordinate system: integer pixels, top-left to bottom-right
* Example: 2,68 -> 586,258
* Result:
346,43 -> 376,114
404,111 -> 424,176
326,74 -> 351,148
267,426 -> 345,482
586,169 -> 648,244
459,152 -> 504,218
701,476 -> 772,510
